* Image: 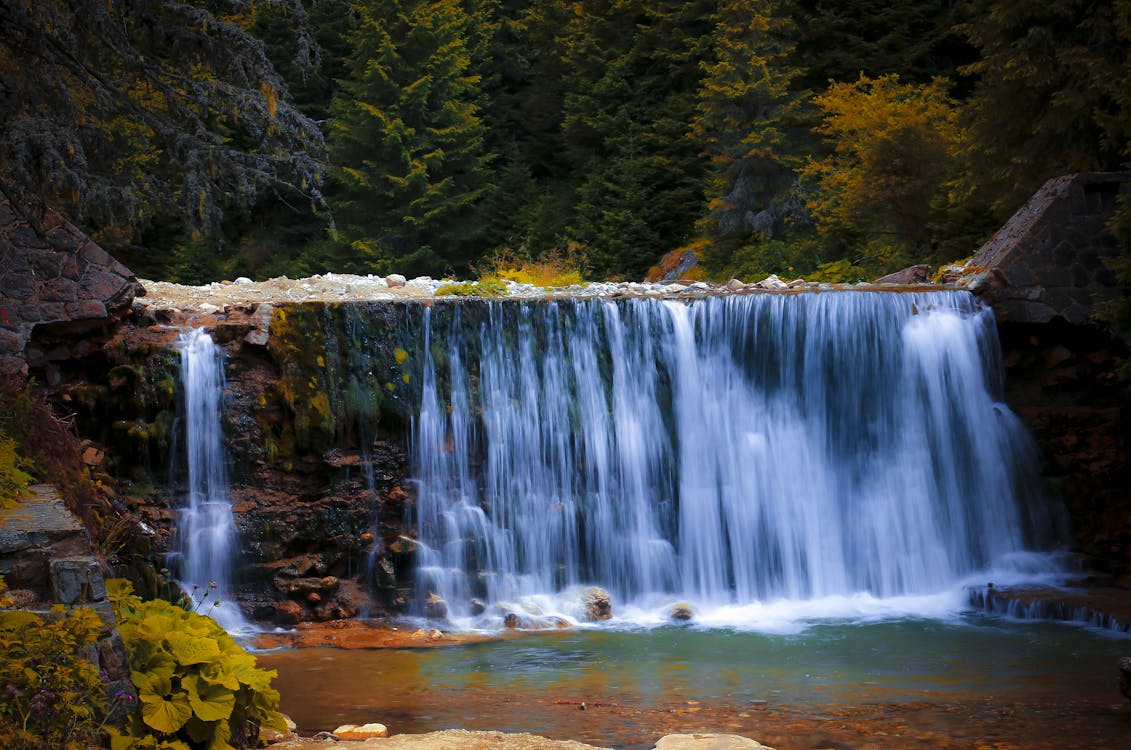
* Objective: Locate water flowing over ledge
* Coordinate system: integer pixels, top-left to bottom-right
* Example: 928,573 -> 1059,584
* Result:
409,290 -> 1068,629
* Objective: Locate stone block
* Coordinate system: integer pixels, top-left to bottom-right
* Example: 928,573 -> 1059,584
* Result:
50,557 -> 106,604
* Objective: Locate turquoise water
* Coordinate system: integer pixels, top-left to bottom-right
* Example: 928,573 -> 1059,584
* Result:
260,616 -> 1130,748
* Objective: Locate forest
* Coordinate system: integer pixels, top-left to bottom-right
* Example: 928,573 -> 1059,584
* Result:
2,0 -> 1129,284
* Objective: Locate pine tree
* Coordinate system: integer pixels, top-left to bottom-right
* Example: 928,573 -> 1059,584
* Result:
958,0 -> 1131,220
690,0 -> 801,271
325,0 -> 493,275
558,0 -> 711,278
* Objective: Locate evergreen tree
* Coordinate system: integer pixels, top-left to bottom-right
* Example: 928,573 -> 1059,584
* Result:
690,0 -> 802,273
790,0 -> 971,89
559,0 -> 711,278
958,0 -> 1131,220
325,0 -> 493,275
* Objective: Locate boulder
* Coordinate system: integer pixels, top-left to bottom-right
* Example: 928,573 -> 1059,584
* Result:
387,274 -> 407,287
581,586 -> 612,621
670,602 -> 694,622
653,734 -> 774,750
334,722 -> 389,740
275,600 -> 303,626
757,274 -> 788,290
424,592 -> 448,619
874,264 -> 932,284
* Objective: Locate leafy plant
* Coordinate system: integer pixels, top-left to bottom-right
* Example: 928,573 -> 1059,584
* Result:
106,580 -> 286,750
435,278 -> 509,297
0,432 -> 32,509
474,245 -> 588,288
0,577 -> 117,750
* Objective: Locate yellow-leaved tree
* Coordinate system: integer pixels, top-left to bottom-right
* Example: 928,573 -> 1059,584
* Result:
801,74 -> 965,272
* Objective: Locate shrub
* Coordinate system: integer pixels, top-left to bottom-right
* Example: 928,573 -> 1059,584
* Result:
106,580 -> 285,750
0,379 -> 96,520
474,245 -> 587,288
0,577 -> 114,750
435,278 -> 509,297
0,432 -> 32,509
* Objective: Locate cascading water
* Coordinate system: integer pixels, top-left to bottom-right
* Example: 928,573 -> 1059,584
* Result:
410,290 -> 1065,626
173,328 -> 246,631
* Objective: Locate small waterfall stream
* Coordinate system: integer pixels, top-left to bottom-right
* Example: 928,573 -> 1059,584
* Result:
173,328 -> 246,631
411,291 -> 1064,625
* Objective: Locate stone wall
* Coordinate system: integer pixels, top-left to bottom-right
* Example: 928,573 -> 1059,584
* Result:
0,184 -> 143,380
963,172 -> 1128,325
0,484 -> 132,701
963,172 -> 1131,577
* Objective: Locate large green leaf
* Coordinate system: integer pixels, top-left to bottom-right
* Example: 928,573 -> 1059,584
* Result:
166,631 -> 222,665
198,660 -> 240,691
183,674 -> 235,722
206,717 -> 235,750
140,689 -> 193,733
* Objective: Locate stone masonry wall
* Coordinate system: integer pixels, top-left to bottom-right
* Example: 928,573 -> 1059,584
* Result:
963,172 -> 1128,325
0,184 -> 143,379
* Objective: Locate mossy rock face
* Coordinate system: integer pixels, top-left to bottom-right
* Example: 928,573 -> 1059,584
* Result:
263,302 -> 443,456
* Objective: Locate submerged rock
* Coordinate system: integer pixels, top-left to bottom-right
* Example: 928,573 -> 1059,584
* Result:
670,603 -> 694,621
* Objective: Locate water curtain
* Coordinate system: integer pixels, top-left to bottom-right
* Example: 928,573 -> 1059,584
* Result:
411,291 -> 1059,618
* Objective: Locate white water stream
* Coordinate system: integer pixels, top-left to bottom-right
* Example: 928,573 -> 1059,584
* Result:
411,291 -> 1066,629
173,328 -> 248,632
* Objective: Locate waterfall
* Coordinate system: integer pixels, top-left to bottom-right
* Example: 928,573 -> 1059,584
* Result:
174,328 -> 246,631
410,291 -> 1063,624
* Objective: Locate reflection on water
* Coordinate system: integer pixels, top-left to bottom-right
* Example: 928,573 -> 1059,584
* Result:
258,618 -> 1131,749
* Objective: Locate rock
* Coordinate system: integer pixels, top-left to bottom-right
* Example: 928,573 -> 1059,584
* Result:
726,278 -> 744,292
874,264 -> 932,284
50,557 -> 106,604
275,600 -> 303,626
469,598 -> 487,616
758,274 -> 788,290
424,592 -> 448,619
387,273 -> 407,287
1120,656 -> 1131,702
234,276 -> 254,284
653,734 -> 774,750
269,729 -> 612,750
581,586 -> 612,621
936,264 -> 966,283
334,722 -> 389,740
670,602 -> 694,621
503,612 -> 521,629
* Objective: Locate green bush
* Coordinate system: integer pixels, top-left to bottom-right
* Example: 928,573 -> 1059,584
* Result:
435,278 -> 509,297
106,580 -> 285,750
0,432 -> 32,509
0,577 -> 114,750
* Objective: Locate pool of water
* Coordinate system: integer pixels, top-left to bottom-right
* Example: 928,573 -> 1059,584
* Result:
258,615 -> 1131,749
